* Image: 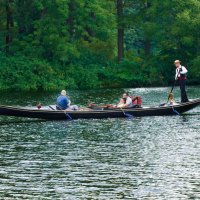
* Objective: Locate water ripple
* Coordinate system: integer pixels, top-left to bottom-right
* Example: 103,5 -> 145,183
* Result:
0,87 -> 200,199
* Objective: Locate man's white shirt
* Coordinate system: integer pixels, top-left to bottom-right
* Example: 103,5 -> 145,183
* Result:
126,96 -> 133,107
175,65 -> 188,80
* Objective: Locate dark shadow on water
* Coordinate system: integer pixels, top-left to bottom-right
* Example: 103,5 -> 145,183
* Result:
0,112 -> 199,126
183,112 -> 200,116
0,119 -> 48,126
179,115 -> 190,123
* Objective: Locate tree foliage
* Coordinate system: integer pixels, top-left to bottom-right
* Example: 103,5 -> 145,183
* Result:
0,0 -> 199,90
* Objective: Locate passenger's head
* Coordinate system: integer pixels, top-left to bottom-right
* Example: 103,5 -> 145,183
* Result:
61,90 -> 67,96
168,92 -> 174,101
123,92 -> 129,99
174,60 -> 181,68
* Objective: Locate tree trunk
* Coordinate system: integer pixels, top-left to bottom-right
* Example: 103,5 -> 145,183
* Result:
67,0 -> 75,39
5,0 -> 13,54
143,1 -> 151,57
117,0 -> 124,62
6,0 -> 10,53
144,39 -> 151,56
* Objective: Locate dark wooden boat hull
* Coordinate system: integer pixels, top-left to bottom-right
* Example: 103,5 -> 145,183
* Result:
0,99 -> 199,120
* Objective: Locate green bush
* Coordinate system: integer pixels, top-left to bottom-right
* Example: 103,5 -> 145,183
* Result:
67,64 -> 101,89
189,56 -> 200,84
0,54 -> 63,90
0,52 -> 198,92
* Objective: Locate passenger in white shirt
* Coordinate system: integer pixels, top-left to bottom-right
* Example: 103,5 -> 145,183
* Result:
117,93 -> 133,108
174,60 -> 189,103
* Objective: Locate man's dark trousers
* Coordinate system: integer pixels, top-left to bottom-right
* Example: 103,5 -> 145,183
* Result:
179,79 -> 189,103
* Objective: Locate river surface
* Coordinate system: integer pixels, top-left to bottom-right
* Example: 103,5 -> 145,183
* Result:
0,86 -> 200,199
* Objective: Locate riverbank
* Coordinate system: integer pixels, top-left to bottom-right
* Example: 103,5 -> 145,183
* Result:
0,86 -> 199,107
1,55 -> 199,91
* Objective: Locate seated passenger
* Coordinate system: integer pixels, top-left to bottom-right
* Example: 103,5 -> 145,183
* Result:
116,98 -> 126,108
89,93 -> 142,109
117,93 -> 133,108
168,92 -> 178,106
56,90 -> 78,110
160,92 -> 178,107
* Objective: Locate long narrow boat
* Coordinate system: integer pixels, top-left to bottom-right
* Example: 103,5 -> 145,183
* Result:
0,99 -> 199,120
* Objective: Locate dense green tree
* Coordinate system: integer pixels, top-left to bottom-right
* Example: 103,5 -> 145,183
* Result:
122,0 -> 200,84
0,0 -> 199,91
117,0 -> 124,62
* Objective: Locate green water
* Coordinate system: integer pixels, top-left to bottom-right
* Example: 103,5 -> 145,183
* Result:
0,86 -> 200,199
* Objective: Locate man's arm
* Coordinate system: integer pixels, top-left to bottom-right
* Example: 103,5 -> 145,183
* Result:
65,97 -> 70,106
132,97 -> 138,102
175,69 -> 179,80
180,66 -> 188,74
124,97 -> 132,107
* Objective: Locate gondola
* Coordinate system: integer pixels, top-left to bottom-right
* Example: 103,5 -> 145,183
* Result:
0,98 -> 199,120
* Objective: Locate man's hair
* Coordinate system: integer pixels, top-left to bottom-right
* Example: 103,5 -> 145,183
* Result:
124,92 -> 129,96
61,90 -> 67,96
123,92 -> 129,97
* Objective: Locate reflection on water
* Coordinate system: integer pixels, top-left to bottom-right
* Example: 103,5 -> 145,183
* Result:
0,87 -> 200,199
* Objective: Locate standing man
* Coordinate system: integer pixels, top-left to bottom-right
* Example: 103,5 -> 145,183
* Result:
174,60 -> 189,103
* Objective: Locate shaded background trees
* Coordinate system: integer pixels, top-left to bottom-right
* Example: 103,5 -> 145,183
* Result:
0,0 -> 199,90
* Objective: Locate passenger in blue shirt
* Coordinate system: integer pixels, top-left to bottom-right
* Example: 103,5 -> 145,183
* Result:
56,90 -> 69,110
56,90 -> 78,110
